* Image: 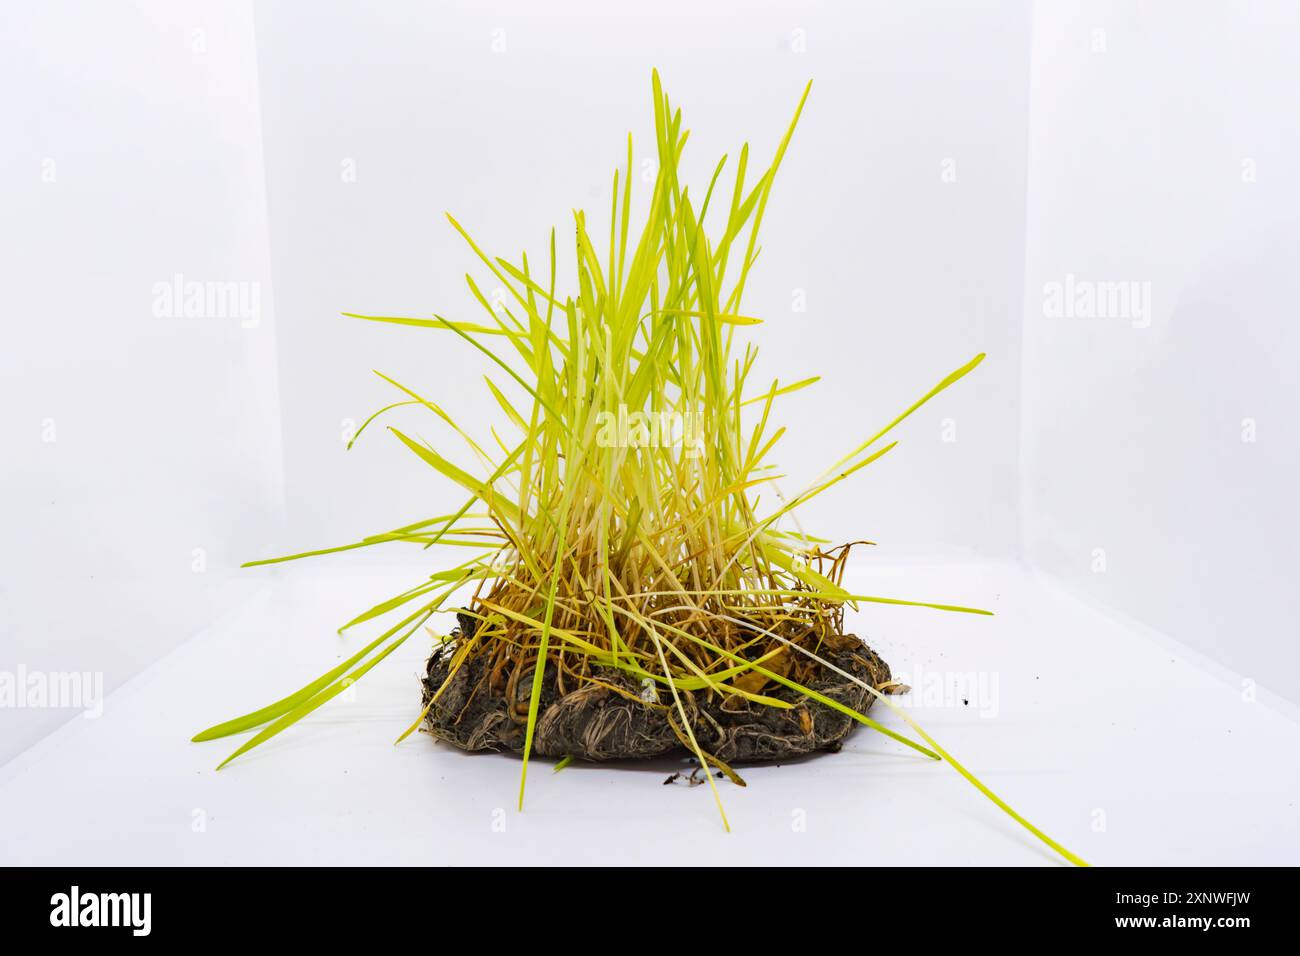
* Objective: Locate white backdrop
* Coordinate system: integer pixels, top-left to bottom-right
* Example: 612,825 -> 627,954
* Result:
1,1 -> 284,759
1021,0 -> 1300,703
253,0 -> 1031,566
4,0 -> 1298,769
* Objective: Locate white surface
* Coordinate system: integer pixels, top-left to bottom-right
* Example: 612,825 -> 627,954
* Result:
1021,1 -> 1300,703
2,562 -> 1296,866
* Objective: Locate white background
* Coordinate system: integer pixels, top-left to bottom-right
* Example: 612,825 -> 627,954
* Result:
2,1 -> 1298,864
1021,0 -> 1300,708
253,0 -> 1030,559
2,1 -> 284,758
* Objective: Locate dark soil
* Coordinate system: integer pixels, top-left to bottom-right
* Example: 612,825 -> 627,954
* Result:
421,611 -> 892,762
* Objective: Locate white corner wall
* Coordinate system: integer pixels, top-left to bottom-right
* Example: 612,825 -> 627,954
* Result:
0,1 -> 285,761
1021,0 -> 1300,704
6,1 -> 1297,771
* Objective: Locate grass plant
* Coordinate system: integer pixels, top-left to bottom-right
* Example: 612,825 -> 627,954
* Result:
194,72 -> 1086,866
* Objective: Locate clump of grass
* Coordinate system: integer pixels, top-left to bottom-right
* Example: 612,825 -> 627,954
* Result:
194,72 -> 1085,866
